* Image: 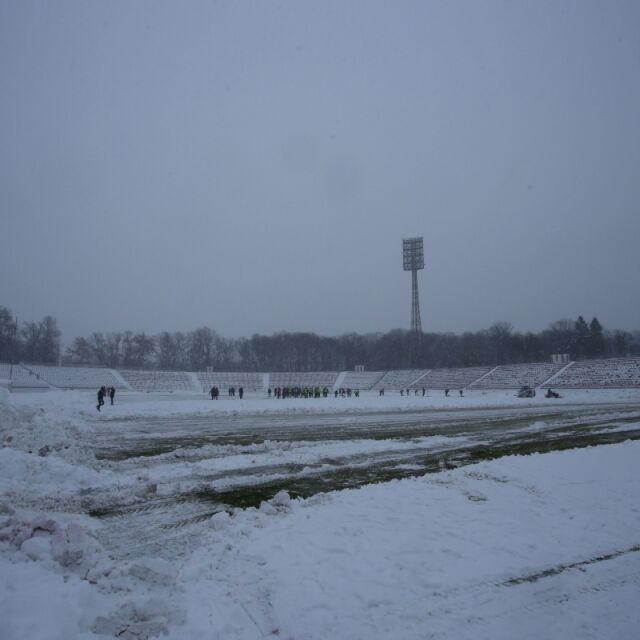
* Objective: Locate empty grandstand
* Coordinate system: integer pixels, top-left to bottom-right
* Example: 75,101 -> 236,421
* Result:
196,371 -> 263,392
27,365 -> 125,390
470,362 -> 565,389
373,369 -> 431,390
0,363 -> 50,389
3,357 -> 640,393
541,358 -> 640,388
269,372 -> 340,389
340,371 -> 385,390
0,362 -> 10,382
120,369 -> 196,393
411,366 -> 494,390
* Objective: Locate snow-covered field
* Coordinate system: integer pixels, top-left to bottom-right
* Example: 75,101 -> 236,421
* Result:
2,388 -> 640,639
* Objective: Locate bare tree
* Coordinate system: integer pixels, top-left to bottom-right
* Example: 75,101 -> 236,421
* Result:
66,336 -> 97,365
188,327 -> 216,371
39,316 -> 61,363
0,306 -> 18,362
156,332 -> 178,370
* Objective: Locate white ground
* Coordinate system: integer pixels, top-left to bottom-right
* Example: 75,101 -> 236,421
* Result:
1,388 -> 640,639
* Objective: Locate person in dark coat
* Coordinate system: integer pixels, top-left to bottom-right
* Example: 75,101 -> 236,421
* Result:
109,386 -> 116,405
97,386 -> 106,411
238,387 -> 244,399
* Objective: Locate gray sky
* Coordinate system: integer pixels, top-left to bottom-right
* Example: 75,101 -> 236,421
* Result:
2,0 -> 639,342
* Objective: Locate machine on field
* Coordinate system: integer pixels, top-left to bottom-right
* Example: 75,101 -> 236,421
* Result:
517,385 -> 536,398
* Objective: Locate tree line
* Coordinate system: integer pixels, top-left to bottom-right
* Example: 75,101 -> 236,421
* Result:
0,306 -> 61,365
1,305 -> 638,371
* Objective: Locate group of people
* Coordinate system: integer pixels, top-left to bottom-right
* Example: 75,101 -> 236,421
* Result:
209,386 -> 470,399
334,388 -> 359,398
265,386 -> 367,398
374,388 -> 465,397
397,388 -> 428,396
207,386 -> 374,399
269,386 -> 331,399
393,388 -> 464,397
100,383 -> 561,409
96,385 -> 115,411
210,386 -> 243,399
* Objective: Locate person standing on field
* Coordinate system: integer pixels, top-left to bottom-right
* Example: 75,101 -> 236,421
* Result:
109,386 -> 116,405
97,386 -> 106,411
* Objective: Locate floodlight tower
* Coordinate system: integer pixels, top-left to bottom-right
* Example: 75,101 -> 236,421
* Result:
402,237 -> 424,335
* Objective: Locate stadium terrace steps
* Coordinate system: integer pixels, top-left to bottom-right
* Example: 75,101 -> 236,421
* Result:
27,365 -> 124,390
332,371 -> 347,390
410,366 -> 494,390
195,371 -> 263,392
373,369 -> 431,390
340,371 -> 385,390
110,369 -> 132,390
119,369 -> 197,393
540,357 -> 640,388
0,364 -> 50,389
3,358 -> 640,392
469,362 -> 565,389
268,372 -> 340,388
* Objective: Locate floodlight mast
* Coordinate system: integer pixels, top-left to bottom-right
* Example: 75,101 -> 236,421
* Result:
402,237 -> 424,335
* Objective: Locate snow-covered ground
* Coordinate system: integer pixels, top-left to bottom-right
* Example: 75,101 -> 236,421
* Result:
1,388 -> 640,639
9,386 -> 640,421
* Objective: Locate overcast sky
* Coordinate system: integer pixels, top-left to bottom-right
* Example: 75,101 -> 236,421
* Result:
1,0 -> 639,342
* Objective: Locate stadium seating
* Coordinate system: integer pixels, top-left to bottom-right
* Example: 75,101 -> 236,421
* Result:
541,358 -> 640,388
469,363 -> 564,389
0,363 -> 50,388
411,366 -> 494,390
340,371 -> 385,390
196,371 -> 263,392
4,357 -> 640,393
269,372 -> 339,388
119,369 -> 196,392
26,365 -> 124,390
372,370 -> 431,390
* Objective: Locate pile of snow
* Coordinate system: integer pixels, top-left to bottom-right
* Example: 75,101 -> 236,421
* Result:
0,399 -> 125,513
1,508 -> 102,572
0,505 -> 185,640
0,396 -> 91,464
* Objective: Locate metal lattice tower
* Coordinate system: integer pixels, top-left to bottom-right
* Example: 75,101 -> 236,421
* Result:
402,237 -> 424,335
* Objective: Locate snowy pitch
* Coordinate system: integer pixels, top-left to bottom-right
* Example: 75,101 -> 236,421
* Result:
1,388 -> 640,639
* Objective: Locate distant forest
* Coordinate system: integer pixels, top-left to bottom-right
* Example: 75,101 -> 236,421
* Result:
1,305 -> 639,372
